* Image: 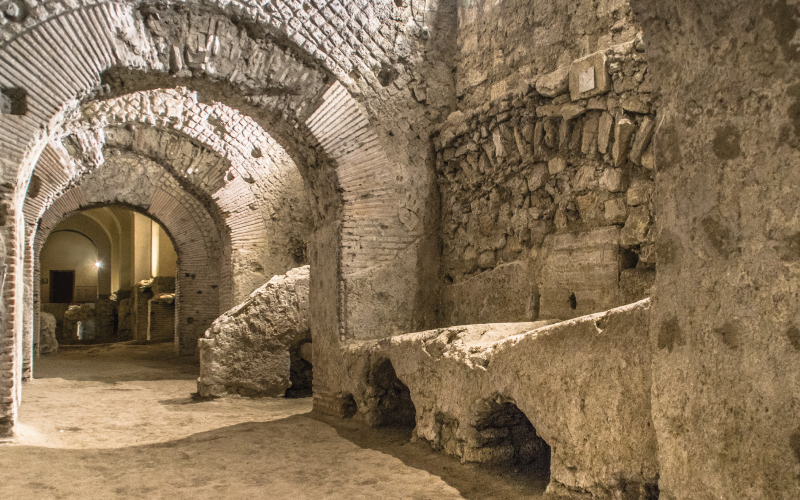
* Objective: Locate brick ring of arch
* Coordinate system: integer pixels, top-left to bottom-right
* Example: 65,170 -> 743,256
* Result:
54,87 -> 313,304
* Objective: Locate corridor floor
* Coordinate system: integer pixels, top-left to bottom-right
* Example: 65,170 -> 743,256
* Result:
0,342 -> 548,499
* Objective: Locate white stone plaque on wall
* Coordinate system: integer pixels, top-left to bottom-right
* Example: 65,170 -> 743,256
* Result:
579,67 -> 596,94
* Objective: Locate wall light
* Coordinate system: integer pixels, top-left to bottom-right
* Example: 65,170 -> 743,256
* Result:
95,261 -> 101,268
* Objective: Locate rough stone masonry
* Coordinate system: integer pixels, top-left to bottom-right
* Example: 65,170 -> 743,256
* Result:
0,0 -> 798,499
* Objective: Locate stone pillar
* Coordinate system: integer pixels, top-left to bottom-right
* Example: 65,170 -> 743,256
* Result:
632,1 -> 800,498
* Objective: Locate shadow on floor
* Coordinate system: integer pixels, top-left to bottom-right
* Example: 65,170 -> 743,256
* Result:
33,341 -> 198,383
3,413 -> 547,500
310,412 -> 549,500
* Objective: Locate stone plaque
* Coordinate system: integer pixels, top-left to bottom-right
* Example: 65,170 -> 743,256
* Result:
579,67 -> 596,93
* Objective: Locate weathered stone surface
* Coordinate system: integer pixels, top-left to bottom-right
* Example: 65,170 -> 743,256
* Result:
569,52 -> 611,101
39,312 -> 58,355
581,114 -> 599,155
548,156 -> 567,175
334,300 -> 657,499
440,261 -> 538,327
118,298 -> 133,341
620,268 -> 655,304
198,266 -> 310,398
538,227 -> 622,320
63,304 -> 95,341
147,294 -> 175,342
600,168 -> 628,192
621,207 -> 652,248
598,112 -> 614,154
631,2 -> 800,497
612,117 -> 637,166
629,116 -> 655,165
535,66 -> 570,98
604,198 -> 629,225
94,297 -> 116,340
640,143 -> 655,171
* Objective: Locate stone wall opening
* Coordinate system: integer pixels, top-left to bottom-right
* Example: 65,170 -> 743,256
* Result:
341,394 -> 358,419
36,206 -> 181,351
285,342 -> 313,398
366,358 -> 416,429
0,87 -> 26,115
473,400 -> 551,477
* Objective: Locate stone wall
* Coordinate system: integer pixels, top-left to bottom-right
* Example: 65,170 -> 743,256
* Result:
94,297 -> 116,341
630,1 -> 800,498
117,293 -> 133,340
38,311 -> 57,355
147,295 -> 174,342
456,0 -> 641,109
437,39 -> 656,325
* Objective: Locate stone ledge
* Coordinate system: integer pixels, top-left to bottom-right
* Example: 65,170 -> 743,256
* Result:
330,299 -> 657,499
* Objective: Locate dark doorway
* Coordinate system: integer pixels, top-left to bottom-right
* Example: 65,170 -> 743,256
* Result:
50,270 -> 75,303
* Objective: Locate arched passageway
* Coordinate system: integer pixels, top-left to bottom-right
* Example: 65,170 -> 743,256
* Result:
2,0 -> 442,437
36,206 -> 180,351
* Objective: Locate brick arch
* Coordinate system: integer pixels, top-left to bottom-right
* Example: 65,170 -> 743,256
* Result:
25,134 -> 235,313
34,152 -> 226,356
58,87 -> 313,298
1,0 -> 443,436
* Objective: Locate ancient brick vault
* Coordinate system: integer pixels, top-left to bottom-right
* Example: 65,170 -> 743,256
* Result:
1,0 -> 800,499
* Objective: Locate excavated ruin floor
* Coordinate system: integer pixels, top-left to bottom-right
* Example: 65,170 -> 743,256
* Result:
0,342 -> 548,499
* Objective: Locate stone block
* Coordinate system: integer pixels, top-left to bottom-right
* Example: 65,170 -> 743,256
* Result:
535,66 -> 570,98
39,312 -> 58,355
118,298 -> 133,340
598,112 -> 614,154
621,94 -> 651,114
600,168 -> 628,192
94,297 -> 116,340
620,268 -> 655,304
548,155 -> 566,175
581,114 -> 599,155
538,226 -> 622,320
569,52 -> 610,101
561,103 -> 586,121
63,304 -> 95,341
612,117 -> 637,166
439,261 -> 538,327
198,266 -> 310,398
621,207 -> 652,248
573,165 -> 598,192
629,116 -> 656,165
527,163 -> 550,191
605,198 -> 629,224
627,178 -> 653,206
641,143 -> 655,171
543,117 -> 558,149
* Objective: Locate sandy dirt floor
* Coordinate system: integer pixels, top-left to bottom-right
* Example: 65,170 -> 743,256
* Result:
0,342 -> 548,499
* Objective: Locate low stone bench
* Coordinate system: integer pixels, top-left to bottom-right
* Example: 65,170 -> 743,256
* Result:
326,299 -> 657,499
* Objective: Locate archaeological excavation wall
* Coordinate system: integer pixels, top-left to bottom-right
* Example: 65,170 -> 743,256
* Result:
437,0 -> 654,326
0,0 -> 799,499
